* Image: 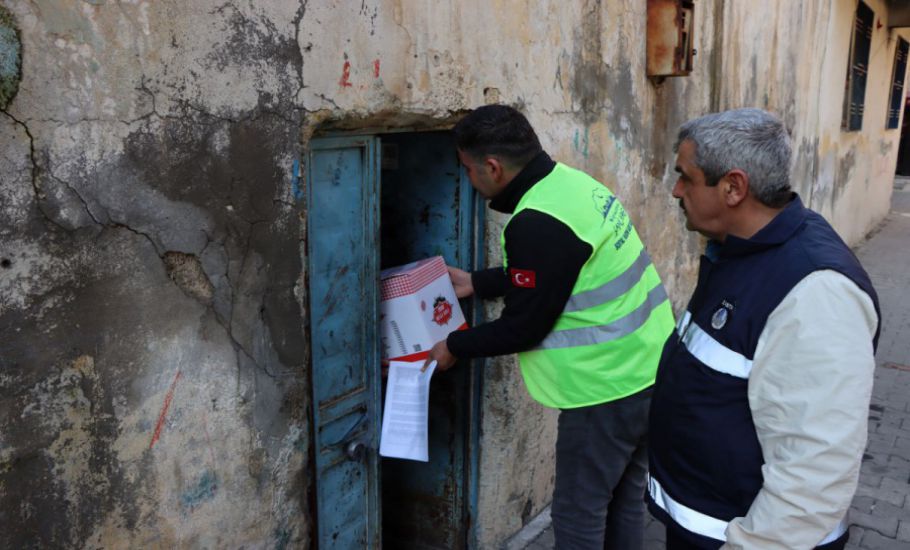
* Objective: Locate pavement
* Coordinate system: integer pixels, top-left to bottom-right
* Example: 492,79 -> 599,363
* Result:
511,181 -> 910,550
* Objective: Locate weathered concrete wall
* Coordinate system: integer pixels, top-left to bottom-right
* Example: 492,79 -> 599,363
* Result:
1,1 -> 308,547
301,1 -> 719,545
1,0 -> 906,548
718,0 -> 910,245
302,1 -> 906,546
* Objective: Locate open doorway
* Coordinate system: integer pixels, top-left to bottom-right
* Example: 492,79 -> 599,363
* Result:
897,92 -> 910,176
306,129 -> 483,549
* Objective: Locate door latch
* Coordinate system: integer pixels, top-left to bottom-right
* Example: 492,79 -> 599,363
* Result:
329,411 -> 370,462
345,440 -> 367,461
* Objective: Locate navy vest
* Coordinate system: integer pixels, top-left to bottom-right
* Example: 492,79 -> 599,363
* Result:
647,196 -> 880,547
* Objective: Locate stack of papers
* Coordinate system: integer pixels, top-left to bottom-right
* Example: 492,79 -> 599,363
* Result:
379,360 -> 436,462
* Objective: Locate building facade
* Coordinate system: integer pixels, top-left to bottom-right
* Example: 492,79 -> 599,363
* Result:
0,0 -> 907,547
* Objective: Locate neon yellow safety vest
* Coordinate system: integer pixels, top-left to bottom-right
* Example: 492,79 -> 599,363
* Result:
502,163 -> 675,408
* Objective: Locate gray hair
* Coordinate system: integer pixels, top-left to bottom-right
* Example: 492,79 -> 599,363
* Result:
675,108 -> 792,208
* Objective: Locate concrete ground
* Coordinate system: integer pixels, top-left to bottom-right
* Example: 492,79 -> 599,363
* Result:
511,181 -> 910,550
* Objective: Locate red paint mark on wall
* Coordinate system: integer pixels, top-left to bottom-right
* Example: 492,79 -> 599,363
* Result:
150,371 -> 182,449
339,60 -> 353,87
373,59 -> 381,78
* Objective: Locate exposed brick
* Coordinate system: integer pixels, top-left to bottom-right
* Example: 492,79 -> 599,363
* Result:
866,500 -> 910,522
860,529 -> 910,550
853,485 -> 905,508
855,478 -> 909,508
897,520 -> 910,542
853,495 -> 878,513
874,423 -> 910,438
867,432 -> 897,452
861,462 -> 892,478
848,510 -> 898,538
845,525 -> 864,550
885,455 -> 910,480
878,478 -> 909,507
859,473 -> 883,489
876,413 -> 907,430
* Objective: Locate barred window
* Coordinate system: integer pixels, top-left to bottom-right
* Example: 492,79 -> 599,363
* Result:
842,1 -> 875,132
887,38 -> 909,130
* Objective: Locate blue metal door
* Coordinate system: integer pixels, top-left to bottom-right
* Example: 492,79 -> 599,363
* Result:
306,136 -> 381,549
307,131 -> 482,549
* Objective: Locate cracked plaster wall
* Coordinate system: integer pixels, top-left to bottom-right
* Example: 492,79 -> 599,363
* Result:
0,0 -> 905,548
2,1 -> 307,548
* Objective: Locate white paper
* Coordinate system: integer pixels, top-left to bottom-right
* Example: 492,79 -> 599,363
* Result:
379,360 -> 436,462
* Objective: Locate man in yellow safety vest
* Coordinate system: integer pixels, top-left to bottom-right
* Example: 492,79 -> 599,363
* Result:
425,105 -> 674,549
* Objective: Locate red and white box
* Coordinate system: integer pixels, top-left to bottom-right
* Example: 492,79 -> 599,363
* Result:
380,256 -> 468,362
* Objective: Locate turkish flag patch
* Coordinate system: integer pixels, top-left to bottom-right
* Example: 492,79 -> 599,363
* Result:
510,268 -> 536,288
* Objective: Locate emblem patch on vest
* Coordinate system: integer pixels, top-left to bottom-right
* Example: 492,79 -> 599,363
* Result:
711,300 -> 735,330
592,187 -> 616,226
510,268 -> 536,288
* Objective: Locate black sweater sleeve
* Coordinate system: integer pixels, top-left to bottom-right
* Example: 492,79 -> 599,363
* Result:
447,209 -> 592,358
472,267 -> 508,299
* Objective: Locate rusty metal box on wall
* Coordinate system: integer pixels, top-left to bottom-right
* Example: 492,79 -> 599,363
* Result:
647,0 -> 695,79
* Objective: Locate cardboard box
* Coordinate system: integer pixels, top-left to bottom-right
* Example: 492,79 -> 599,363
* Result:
380,256 -> 468,361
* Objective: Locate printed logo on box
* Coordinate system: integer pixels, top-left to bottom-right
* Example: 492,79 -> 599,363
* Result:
432,296 -> 453,326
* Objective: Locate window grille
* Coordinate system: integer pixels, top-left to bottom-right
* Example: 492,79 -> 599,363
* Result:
887,37 -> 909,130
842,1 -> 875,132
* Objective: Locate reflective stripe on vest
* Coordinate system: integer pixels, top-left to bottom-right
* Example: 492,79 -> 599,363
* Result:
676,310 -> 753,379
537,281 -> 667,350
648,475 -> 849,545
562,248 -> 653,313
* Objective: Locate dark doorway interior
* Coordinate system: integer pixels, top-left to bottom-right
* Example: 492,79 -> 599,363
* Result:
896,94 -> 910,176
379,131 -> 482,549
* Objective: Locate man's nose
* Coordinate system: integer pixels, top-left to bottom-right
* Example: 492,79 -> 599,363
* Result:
671,179 -> 683,198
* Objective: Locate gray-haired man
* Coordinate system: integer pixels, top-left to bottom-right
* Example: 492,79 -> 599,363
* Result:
647,108 -> 880,550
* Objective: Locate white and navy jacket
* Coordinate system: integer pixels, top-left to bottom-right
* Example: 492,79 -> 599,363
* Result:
647,195 -> 880,549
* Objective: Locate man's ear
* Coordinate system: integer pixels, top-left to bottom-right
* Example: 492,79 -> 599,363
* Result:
484,156 -> 505,184
722,169 -> 750,207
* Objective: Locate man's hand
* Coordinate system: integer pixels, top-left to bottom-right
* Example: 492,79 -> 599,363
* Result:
423,339 -> 458,372
448,266 -> 474,298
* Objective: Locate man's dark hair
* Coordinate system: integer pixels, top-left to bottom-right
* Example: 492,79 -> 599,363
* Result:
453,105 -> 542,168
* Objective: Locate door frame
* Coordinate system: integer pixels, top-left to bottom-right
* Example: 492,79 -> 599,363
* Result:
304,127 -> 485,549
